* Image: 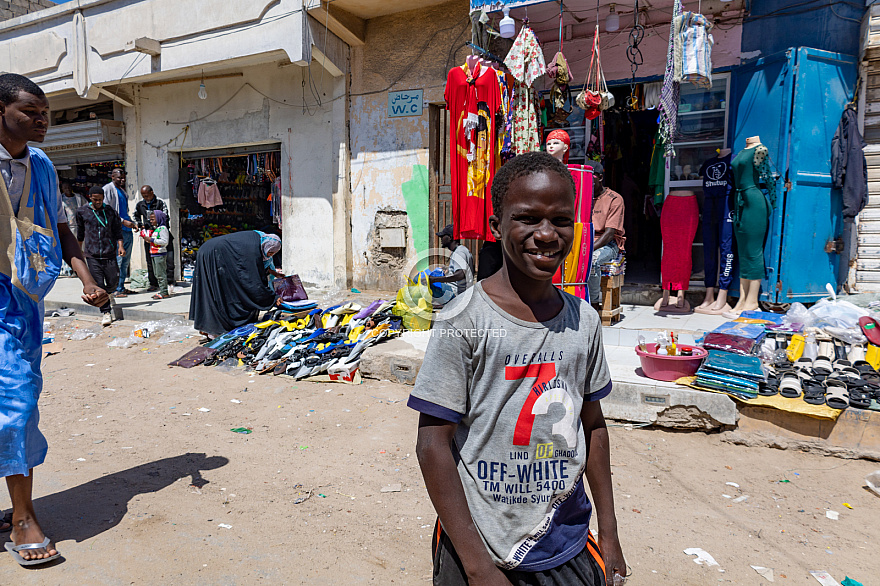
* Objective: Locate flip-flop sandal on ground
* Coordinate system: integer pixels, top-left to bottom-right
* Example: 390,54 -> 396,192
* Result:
151,294 -> 168,300
812,356 -> 833,375
802,379 -> 826,405
5,537 -> 60,566
849,389 -> 872,409
825,380 -> 849,410
859,316 -> 880,346
779,372 -> 803,398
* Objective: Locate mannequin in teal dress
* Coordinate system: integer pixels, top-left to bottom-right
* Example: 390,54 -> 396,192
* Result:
728,135 -> 776,315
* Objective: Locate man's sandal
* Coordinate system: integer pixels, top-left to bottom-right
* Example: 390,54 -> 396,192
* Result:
5,537 -> 61,566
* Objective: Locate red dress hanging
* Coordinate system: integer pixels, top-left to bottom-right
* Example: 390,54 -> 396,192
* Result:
445,62 -> 501,241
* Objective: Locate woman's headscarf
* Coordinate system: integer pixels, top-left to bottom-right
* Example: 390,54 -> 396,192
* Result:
152,209 -> 168,227
256,231 -> 282,260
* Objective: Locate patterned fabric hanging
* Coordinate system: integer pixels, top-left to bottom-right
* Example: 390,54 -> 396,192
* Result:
658,0 -> 683,158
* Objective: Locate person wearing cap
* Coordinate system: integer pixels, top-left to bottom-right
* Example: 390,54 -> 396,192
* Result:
430,224 -> 474,302
587,160 -> 626,310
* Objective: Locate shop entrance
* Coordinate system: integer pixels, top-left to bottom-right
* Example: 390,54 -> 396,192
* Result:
177,145 -> 282,281
428,104 -> 481,273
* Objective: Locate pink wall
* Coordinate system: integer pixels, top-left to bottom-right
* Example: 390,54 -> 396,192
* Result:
532,22 -> 743,89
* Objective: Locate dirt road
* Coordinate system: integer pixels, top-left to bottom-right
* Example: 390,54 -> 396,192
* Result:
1,317 -> 877,585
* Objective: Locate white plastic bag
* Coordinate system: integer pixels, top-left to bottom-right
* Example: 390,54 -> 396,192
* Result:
784,302 -> 814,327
867,470 -> 880,498
809,298 -> 868,330
158,325 -> 199,345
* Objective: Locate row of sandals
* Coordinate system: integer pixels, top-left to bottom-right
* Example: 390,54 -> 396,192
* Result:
198,299 -> 402,379
761,356 -> 879,410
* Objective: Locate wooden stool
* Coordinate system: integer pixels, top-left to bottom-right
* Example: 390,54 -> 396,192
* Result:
600,273 -> 623,326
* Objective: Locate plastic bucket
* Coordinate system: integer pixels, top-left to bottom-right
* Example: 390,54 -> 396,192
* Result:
635,343 -> 708,382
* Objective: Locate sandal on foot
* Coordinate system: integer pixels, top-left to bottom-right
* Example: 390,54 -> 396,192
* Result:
151,293 -> 168,300
825,380 -> 849,410
779,372 -> 803,399
5,537 -> 61,566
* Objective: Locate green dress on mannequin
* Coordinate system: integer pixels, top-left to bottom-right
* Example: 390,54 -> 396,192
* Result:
731,144 -> 775,280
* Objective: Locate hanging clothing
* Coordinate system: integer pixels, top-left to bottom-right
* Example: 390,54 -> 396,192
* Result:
648,129 -> 667,205
189,231 -> 276,336
673,12 -> 714,89
445,62 -> 500,240
198,181 -> 223,208
510,82 -> 540,155
504,25 -> 545,156
732,146 -> 774,280
0,146 -> 63,477
658,0 -> 684,157
497,70 -> 514,160
659,193 -> 699,291
700,153 -> 735,290
831,107 -> 868,219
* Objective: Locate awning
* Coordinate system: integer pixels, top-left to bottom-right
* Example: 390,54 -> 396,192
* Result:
30,119 -> 126,167
470,0 -> 556,13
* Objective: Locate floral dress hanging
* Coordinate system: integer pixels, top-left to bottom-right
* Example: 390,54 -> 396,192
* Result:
504,25 -> 546,155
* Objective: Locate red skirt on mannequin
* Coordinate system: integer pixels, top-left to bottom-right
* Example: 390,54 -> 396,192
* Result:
659,193 -> 699,291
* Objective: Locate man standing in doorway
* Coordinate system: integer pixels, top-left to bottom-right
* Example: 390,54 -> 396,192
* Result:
134,184 -> 175,290
102,168 -> 137,297
588,161 -> 625,311
0,72 -> 109,565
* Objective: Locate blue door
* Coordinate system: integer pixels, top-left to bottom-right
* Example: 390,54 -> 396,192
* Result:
777,48 -> 857,302
729,50 -> 794,301
731,48 -> 857,303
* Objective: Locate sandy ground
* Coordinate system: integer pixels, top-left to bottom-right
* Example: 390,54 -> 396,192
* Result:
1,316 -> 878,585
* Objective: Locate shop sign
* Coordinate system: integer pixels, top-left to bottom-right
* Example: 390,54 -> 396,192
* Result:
388,90 -> 423,117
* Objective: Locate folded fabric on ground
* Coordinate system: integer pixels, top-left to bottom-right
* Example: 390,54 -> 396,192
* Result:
700,321 -> 766,355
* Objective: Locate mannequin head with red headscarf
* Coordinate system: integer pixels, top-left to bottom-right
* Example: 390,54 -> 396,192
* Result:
545,129 -> 570,163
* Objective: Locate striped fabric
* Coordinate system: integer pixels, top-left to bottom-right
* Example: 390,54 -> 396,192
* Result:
658,0 -> 683,157
674,12 -> 714,89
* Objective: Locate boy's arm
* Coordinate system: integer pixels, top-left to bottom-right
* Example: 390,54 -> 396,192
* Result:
416,414 -> 512,586
58,222 -> 108,308
581,400 -> 626,585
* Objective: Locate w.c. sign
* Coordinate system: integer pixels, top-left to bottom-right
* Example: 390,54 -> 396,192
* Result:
388,90 -> 424,117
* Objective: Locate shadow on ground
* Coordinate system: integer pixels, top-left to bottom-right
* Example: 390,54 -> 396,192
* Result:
4,452 -> 228,548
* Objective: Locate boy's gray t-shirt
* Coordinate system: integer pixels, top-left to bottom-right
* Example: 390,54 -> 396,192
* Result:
408,283 -> 611,572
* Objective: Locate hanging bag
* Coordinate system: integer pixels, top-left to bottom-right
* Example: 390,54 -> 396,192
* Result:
575,26 -> 603,120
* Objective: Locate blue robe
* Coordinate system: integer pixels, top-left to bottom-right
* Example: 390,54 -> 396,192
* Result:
0,147 -> 62,477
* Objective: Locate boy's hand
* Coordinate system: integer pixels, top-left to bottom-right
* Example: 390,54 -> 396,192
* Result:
599,532 -> 626,586
81,284 -> 109,307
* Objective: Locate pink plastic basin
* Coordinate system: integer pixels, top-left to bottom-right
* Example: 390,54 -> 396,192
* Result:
635,343 -> 708,382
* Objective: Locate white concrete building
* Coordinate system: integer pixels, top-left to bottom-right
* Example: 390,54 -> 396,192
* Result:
1,0 -> 349,286
1,0 -> 473,291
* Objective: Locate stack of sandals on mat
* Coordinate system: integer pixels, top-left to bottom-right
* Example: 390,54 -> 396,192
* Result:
196,300 -> 401,379
762,354 -> 878,410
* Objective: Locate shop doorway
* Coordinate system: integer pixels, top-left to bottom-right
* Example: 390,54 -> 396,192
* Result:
177,145 -> 282,281
428,104 -> 482,274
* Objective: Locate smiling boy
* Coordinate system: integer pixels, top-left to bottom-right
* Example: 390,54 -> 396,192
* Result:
0,73 -> 108,566
410,152 -> 626,585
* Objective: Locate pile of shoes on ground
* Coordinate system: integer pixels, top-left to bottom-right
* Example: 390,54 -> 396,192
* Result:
198,299 -> 402,380
763,354 -> 878,410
